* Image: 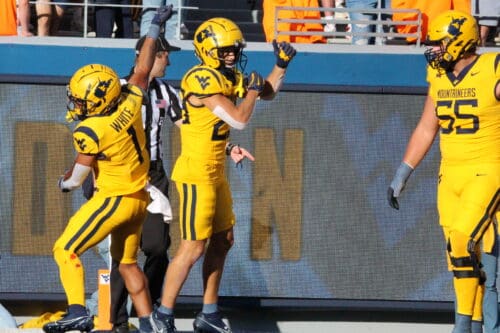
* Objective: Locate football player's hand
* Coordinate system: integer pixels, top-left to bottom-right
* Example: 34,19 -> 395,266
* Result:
246,71 -> 265,94
228,144 -> 255,168
387,187 -> 399,210
272,39 -> 296,68
152,4 -> 174,26
58,172 -> 71,193
387,162 -> 414,210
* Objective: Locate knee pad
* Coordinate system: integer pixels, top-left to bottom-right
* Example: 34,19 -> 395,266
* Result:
448,234 -> 482,279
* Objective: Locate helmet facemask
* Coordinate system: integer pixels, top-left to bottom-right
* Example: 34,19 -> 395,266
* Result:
424,40 -> 453,72
66,85 -> 93,121
424,10 -> 479,72
214,42 -> 248,72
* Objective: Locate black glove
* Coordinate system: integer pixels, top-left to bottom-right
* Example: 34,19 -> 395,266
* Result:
245,71 -> 265,94
151,4 -> 174,26
272,39 -> 296,68
387,162 -> 414,210
387,187 -> 399,210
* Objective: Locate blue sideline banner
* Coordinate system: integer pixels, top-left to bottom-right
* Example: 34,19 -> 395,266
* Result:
0,83 -> 452,303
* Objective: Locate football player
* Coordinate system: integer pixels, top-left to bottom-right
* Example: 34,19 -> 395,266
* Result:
43,6 -> 174,333
388,10 -> 500,333
151,17 -> 296,333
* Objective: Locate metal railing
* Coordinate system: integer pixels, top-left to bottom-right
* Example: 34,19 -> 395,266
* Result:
30,0 -> 198,39
29,1 -> 425,45
274,6 -> 423,46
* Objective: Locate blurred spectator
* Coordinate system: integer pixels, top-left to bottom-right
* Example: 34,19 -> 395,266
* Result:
471,0 -> 500,46
36,0 -> 64,36
262,0 -> 326,43
140,0 -> 179,40
345,0 -> 380,45
0,0 -> 33,36
392,0 -> 470,44
321,0 -> 336,33
94,0 -> 134,38
320,0 -> 350,34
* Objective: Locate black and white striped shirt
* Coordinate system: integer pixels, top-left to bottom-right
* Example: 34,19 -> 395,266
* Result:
121,76 -> 182,162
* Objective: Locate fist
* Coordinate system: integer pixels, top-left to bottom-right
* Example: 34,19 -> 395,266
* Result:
272,39 -> 296,68
151,4 -> 174,26
245,71 -> 265,94
57,167 -> 73,192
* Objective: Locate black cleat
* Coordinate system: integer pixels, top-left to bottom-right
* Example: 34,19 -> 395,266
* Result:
151,310 -> 176,333
193,312 -> 232,333
111,322 -> 130,333
42,312 -> 94,333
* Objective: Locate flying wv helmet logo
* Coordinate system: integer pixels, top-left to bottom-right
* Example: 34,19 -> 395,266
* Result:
195,25 -> 215,44
447,17 -> 466,38
94,79 -> 113,101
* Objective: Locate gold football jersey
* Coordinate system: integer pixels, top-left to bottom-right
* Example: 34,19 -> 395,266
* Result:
427,53 -> 500,164
72,84 -> 149,196
172,65 -> 244,184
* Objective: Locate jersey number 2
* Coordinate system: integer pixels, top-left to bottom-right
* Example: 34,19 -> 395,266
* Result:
211,120 -> 230,141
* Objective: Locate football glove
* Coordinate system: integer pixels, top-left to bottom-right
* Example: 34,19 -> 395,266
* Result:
272,39 -> 296,68
148,5 -> 174,38
245,71 -> 265,94
387,162 -> 414,210
152,4 -> 174,26
58,176 -> 70,193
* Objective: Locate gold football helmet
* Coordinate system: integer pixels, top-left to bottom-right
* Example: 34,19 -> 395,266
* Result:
424,10 -> 479,71
193,17 -> 246,69
66,64 -> 121,121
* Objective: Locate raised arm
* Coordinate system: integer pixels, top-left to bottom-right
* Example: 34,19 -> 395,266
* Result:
260,40 -> 297,100
128,5 -> 173,90
194,71 -> 265,130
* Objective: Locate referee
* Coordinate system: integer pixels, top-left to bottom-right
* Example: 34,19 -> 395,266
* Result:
111,35 -> 182,333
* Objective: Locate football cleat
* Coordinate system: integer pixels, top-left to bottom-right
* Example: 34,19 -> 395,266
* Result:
42,312 -> 94,333
193,312 -> 232,333
111,322 -> 130,333
151,310 -> 176,333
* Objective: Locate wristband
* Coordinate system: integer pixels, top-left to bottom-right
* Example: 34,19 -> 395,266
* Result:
225,143 -> 238,156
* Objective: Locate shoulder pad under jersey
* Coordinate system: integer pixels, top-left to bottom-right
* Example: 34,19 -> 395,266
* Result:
73,122 -> 101,155
182,65 -> 225,98
425,65 -> 438,84
490,53 -> 500,77
121,83 -> 145,111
